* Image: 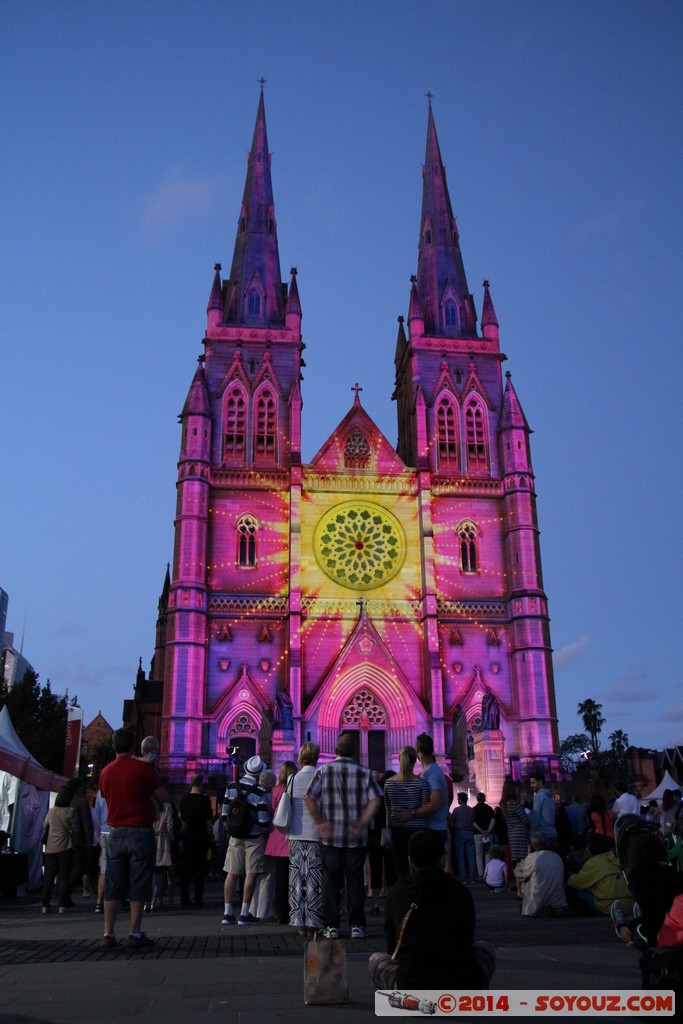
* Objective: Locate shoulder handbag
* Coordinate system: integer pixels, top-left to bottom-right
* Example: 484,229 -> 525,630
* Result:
392,901 -> 418,959
273,774 -> 294,833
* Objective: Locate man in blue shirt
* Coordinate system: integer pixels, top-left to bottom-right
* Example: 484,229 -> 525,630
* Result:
529,772 -> 558,850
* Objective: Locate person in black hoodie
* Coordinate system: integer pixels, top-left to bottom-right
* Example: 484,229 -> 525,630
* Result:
368,830 -> 495,989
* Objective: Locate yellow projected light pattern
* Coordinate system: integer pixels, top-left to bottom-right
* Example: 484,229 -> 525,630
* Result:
313,501 -> 406,590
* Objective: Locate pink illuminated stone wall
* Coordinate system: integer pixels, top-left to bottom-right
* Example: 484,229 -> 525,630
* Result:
151,93 -> 560,799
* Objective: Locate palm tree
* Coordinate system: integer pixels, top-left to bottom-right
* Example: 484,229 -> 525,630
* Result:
609,729 -> 630,769
577,699 -> 606,757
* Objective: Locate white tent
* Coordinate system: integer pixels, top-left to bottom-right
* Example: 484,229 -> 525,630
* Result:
641,769 -> 680,802
0,706 -> 70,890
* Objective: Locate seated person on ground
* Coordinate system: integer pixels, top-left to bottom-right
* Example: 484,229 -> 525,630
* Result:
565,833 -> 632,915
514,831 -> 567,918
368,829 -> 495,990
484,845 -> 509,893
612,832 -> 683,947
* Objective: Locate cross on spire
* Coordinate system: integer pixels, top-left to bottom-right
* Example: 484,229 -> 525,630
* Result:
425,90 -> 434,108
258,76 -> 267,92
352,382 -> 363,404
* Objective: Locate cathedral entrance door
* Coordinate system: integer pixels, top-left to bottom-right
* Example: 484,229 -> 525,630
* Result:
229,735 -> 256,768
340,728 -> 386,772
368,730 -> 386,773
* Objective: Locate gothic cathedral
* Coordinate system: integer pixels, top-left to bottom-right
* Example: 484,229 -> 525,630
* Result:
140,92 -> 560,796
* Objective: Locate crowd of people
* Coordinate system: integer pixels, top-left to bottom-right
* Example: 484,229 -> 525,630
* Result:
37,729 -> 683,987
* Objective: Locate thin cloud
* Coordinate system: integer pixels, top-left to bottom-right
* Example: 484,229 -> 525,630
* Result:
139,168 -> 227,245
572,195 -> 647,243
603,667 -> 652,703
553,635 -> 590,671
657,704 -> 683,724
54,621 -> 87,640
47,659 -> 131,691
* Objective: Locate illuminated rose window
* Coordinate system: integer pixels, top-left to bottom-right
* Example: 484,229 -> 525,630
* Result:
341,689 -> 387,727
344,430 -> 371,468
313,501 -> 406,590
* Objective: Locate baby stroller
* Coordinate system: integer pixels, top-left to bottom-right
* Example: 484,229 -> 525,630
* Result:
614,813 -> 659,878
614,813 -> 683,998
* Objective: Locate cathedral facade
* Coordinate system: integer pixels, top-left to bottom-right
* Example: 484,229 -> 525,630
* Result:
149,92 -> 560,795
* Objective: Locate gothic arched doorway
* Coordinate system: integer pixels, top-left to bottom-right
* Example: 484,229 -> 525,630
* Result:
340,688 -> 387,772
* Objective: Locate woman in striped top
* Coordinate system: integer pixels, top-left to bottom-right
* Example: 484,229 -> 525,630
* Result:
384,747 -> 431,879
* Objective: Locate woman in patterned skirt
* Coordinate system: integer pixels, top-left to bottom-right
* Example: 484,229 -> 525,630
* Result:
500,778 -> 529,876
287,742 -> 324,937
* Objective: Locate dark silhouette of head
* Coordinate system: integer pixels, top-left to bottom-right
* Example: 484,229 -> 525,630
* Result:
407,829 -> 446,869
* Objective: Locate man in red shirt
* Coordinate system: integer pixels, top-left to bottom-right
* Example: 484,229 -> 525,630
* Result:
98,728 -> 166,948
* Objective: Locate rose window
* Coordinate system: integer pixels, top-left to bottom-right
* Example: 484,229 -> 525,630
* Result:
341,689 -> 387,727
314,501 -> 406,590
344,430 -> 371,468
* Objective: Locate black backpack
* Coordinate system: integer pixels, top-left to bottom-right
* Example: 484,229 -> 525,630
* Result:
226,783 -> 255,839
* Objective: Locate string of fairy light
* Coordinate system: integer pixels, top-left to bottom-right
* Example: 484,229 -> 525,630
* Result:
176,503 -> 533,618
175,391 -> 538,712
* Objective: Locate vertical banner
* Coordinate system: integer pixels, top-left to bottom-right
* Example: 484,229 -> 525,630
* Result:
63,706 -> 84,778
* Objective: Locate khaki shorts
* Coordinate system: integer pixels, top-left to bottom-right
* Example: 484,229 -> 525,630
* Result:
224,834 -> 266,876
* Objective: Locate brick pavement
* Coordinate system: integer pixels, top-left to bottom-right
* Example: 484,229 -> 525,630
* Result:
0,877 -> 645,1022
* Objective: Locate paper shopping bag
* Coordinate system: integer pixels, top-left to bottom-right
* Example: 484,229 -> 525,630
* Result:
303,937 -> 349,1004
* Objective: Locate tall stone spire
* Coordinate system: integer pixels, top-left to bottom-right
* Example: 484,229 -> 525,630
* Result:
416,102 -> 476,338
481,279 -> 499,343
224,90 -> 284,326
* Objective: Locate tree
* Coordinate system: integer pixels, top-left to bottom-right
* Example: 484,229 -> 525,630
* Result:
560,732 -> 591,773
609,729 -> 630,771
577,699 -> 606,758
0,669 -> 73,773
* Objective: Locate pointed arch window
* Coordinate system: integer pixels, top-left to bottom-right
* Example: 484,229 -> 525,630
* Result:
224,386 -> 247,461
247,289 -> 261,317
254,386 -> 277,461
465,396 -> 489,473
444,299 -> 458,328
436,395 -> 459,470
236,514 -> 258,568
457,521 -> 478,574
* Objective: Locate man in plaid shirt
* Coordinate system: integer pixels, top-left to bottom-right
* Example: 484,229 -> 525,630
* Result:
305,734 -> 383,939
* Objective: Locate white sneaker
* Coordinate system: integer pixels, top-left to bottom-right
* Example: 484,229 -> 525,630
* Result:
322,926 -> 339,939
351,926 -> 366,939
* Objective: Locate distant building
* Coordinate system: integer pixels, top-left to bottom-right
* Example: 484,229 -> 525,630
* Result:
662,747 -> 683,786
1,589 -> 35,690
81,712 -> 114,758
2,631 -> 34,690
0,589 -> 8,641
122,567 -> 169,751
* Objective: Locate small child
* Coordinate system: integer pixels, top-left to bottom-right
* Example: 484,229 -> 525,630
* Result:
484,844 -> 508,893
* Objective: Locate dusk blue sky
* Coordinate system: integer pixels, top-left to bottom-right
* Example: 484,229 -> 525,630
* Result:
2,2 -> 681,755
